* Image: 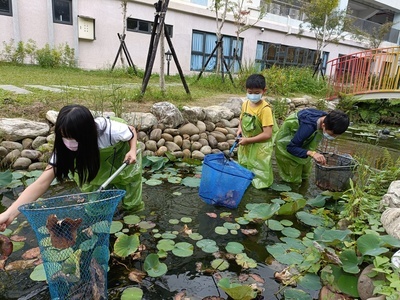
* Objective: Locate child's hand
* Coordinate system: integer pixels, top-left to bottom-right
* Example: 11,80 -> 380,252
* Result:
124,150 -> 137,164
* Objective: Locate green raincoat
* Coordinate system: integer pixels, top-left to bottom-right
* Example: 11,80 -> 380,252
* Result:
238,102 -> 278,189
75,117 -> 143,212
275,112 -> 322,184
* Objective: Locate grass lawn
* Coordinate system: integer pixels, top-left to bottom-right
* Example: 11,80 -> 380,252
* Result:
0,63 -> 244,120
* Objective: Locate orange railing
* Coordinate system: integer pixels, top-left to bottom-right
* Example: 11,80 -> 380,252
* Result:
326,46 -> 400,100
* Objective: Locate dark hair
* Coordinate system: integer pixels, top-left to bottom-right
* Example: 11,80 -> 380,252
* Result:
323,109 -> 350,134
53,105 -> 100,186
246,74 -> 266,89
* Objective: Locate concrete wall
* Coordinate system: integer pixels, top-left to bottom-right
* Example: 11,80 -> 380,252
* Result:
0,0 -> 394,73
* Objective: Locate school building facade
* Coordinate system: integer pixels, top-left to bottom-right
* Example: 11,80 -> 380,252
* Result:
1,0 -> 399,75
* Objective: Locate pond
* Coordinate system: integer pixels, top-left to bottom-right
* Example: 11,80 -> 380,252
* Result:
0,124 -> 399,300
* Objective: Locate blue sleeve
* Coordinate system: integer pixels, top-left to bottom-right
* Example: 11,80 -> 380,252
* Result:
286,124 -> 315,158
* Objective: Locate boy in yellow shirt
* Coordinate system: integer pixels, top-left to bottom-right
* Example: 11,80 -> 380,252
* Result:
237,74 -> 278,189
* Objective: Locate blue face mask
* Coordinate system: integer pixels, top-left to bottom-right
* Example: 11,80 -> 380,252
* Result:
323,132 -> 335,140
247,93 -> 262,103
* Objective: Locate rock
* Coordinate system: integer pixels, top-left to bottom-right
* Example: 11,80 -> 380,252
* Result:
380,180 -> 400,208
192,150 -> 205,160
210,131 -> 227,142
156,138 -> 165,148
1,149 -> 21,167
1,141 -> 23,151
215,127 -> 229,135
200,145 -> 212,155
182,149 -> 191,158
182,140 -> 191,150
0,118 -> 50,141
21,149 -> 42,160
181,106 -> 205,123
137,131 -> 148,143
22,138 -> 33,149
155,146 -> 168,156
28,162 -> 47,171
151,102 -> 184,128
163,128 -> 180,136
46,110 -> 58,124
191,142 -> 203,151
145,140 -> 158,152
122,112 -> 158,131
13,157 -> 32,170
207,134 -> 218,148
149,128 -> 162,141
220,97 -> 243,117
165,141 -> 181,152
358,264 -> 385,300
0,146 -> 8,158
179,123 -> 200,135
32,136 -> 47,149
204,120 -> 216,132
174,135 -> 183,147
204,106 -> 234,123
196,121 -> 206,133
381,208 -> 400,239
190,134 -> 200,142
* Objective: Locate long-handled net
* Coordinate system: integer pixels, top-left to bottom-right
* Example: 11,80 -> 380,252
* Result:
19,189 -> 125,300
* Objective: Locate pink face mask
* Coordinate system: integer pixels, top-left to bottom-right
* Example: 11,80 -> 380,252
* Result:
62,138 -> 79,151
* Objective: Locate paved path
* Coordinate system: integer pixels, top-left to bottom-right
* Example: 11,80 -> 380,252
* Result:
0,83 -> 182,94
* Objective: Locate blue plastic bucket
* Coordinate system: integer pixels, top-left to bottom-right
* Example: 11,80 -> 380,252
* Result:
199,153 -> 254,208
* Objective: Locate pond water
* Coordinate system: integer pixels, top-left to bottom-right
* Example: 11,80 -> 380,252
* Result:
0,125 -> 399,300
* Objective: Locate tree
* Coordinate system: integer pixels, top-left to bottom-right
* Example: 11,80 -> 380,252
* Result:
229,0 -> 269,72
210,0 -> 229,75
299,0 -> 355,72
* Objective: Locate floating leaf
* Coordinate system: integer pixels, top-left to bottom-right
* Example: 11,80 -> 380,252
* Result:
246,203 -> 281,220
123,215 -> 141,225
138,221 -> 156,230
280,237 -> 306,251
230,230 -> 238,235
235,217 -> 250,225
41,248 -> 73,262
172,242 -> 193,257
189,233 -> 203,240
114,234 -> 140,257
267,244 -> 304,265
223,222 -> 240,230
281,192 -> 305,201
277,199 -> 307,215
145,178 -> 163,186
168,176 -> 182,184
280,219 -> 293,226
169,219 -> 180,225
61,249 -> 81,282
29,264 -> 47,282
180,217 -> 192,223
91,220 -> 110,233
314,227 -> 352,243
267,219 -> 284,231
121,287 -> 143,300
270,183 -> 292,192
0,170 -> 12,187
211,258 -> 229,270
236,253 -> 257,269
196,239 -> 219,253
306,195 -> 329,207
110,221 -> 123,234
161,232 -> 177,239
296,211 -> 331,227
0,234 -> 13,259
283,288 -> 313,300
297,273 -> 322,291
217,277 -> 257,300
80,236 -> 98,251
215,226 -> 229,235
220,212 -> 232,218
226,242 -> 244,254
156,239 -> 175,251
181,177 -> 201,187
281,227 -> 301,238
144,253 -> 168,277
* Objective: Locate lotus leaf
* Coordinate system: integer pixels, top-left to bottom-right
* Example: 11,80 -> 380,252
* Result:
357,234 -> 389,256
145,178 -> 163,186
79,236 -> 98,251
180,217 -> 192,223
223,222 -> 240,230
188,233 -> 203,240
114,233 -> 140,257
123,215 -> 141,225
144,253 -> 168,277
168,176 -> 182,184
172,242 -> 193,257
270,183 -> 291,192
339,249 -> 361,274
267,219 -> 284,231
217,277 -> 257,300
215,226 -> 229,235
121,287 -> 143,300
236,253 -> 257,268
283,288 -> 313,300
110,221 -> 123,234
169,219 -> 179,225
226,242 -> 244,254
29,264 -> 47,282
91,220 -> 110,233
281,227 -> 301,238
157,239 -> 175,251
211,258 -> 229,270
181,177 -> 201,187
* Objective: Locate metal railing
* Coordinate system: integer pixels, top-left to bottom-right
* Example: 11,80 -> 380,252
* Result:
326,46 -> 400,99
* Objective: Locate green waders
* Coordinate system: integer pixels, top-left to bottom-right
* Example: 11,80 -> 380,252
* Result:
275,112 -> 322,184
77,141 -> 144,212
238,104 -> 278,189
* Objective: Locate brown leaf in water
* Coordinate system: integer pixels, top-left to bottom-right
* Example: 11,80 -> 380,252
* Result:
0,259 -> 6,270
10,235 -> 26,242
240,228 -> 258,236
238,273 -> 249,282
195,262 -> 203,272
46,214 -> 82,249
5,259 -> 37,271
0,234 -> 13,260
206,212 -> 217,218
274,267 -> 297,286
182,224 -> 192,235
249,273 -> 265,283
22,247 -> 41,260
128,268 -> 146,283
130,252 -> 141,261
174,289 -> 187,300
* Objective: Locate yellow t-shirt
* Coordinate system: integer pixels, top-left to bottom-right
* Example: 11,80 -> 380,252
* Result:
240,99 -> 274,127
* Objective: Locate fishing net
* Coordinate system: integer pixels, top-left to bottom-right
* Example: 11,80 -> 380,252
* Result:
18,189 -> 126,300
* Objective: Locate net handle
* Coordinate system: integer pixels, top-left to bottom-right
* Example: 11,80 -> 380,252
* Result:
98,149 -> 141,191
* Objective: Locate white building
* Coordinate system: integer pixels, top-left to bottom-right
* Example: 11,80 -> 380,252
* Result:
0,0 -> 399,75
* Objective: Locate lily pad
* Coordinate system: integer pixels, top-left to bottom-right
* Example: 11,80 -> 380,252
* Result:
123,215 -> 141,225
223,222 -> 240,230
168,176 -> 182,184
79,236 -> 99,251
226,242 -> 244,254
270,183 -> 292,192
215,226 -> 229,235
172,242 -> 193,257
110,221 -> 123,234
267,219 -> 284,231
144,253 -> 168,277
211,258 -> 229,270
29,264 -> 47,282
145,178 -> 163,186
121,287 -> 143,300
196,239 -> 219,253
161,232 -> 177,239
180,217 -> 192,223
138,221 -> 156,230
296,211 -> 331,227
181,177 -> 201,187
168,219 -> 180,225
91,221 -> 110,233
281,227 -> 301,238
114,233 -> 140,257
188,233 -> 203,240
157,239 -> 175,251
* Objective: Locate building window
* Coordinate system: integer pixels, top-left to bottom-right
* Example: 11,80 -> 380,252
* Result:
127,18 -> 173,38
191,30 -> 243,72
255,41 -> 328,71
191,0 -> 208,6
53,0 -> 72,25
0,0 -> 12,16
